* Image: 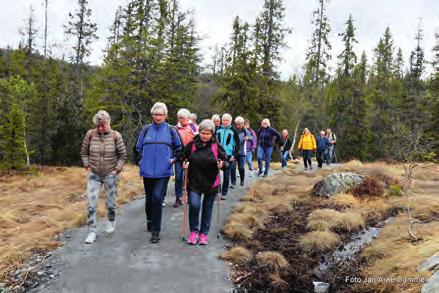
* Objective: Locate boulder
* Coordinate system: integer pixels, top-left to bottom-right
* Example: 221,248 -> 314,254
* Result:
422,271 -> 439,293
418,253 -> 439,272
313,173 -> 363,197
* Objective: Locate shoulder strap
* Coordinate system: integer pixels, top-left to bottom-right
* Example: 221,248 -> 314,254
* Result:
211,142 -> 219,161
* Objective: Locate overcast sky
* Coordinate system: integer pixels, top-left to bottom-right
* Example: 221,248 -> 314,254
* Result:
1,0 -> 438,79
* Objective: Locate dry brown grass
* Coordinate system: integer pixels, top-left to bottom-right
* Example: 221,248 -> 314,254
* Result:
255,251 -> 290,272
306,209 -> 364,232
306,209 -> 342,231
360,215 -> 438,293
299,231 -> 341,252
328,193 -> 359,209
220,246 -> 253,265
0,164 -> 144,279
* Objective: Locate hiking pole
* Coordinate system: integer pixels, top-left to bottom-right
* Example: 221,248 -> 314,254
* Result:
181,167 -> 188,241
216,163 -> 222,240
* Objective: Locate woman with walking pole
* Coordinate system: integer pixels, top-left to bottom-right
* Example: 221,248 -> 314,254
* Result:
182,119 -> 229,245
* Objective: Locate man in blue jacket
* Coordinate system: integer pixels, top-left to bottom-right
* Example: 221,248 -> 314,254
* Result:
216,113 -> 239,200
135,102 -> 183,243
316,130 -> 330,168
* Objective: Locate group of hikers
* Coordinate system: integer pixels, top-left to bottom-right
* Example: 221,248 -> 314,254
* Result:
80,102 -> 337,245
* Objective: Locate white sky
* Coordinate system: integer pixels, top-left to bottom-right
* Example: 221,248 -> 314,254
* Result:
0,0 -> 438,79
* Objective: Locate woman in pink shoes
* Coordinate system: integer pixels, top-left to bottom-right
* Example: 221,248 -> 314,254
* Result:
182,119 -> 229,245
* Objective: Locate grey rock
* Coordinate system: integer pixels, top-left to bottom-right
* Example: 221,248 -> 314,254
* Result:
418,253 -> 439,272
422,271 -> 439,293
37,271 -> 44,277
313,281 -> 329,293
313,172 -> 363,197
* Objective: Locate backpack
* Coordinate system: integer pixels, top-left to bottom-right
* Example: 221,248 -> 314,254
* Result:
190,141 -> 220,188
190,141 -> 219,161
133,124 -> 178,164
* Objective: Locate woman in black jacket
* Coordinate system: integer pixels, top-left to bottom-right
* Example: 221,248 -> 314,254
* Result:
183,119 -> 229,245
279,129 -> 292,170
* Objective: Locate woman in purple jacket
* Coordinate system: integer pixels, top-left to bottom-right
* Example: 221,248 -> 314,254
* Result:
256,118 -> 281,177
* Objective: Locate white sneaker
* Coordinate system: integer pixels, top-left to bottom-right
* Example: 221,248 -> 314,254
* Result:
85,232 -> 96,244
106,221 -> 116,233
162,201 -> 166,207
249,170 -> 253,177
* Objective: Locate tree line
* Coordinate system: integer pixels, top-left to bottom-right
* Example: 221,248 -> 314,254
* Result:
0,0 -> 438,170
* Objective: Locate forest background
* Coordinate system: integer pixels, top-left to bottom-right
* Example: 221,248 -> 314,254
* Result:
0,0 -> 438,170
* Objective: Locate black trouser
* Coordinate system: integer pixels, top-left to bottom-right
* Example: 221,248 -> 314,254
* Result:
316,150 -> 325,168
143,177 -> 170,233
302,150 -> 313,168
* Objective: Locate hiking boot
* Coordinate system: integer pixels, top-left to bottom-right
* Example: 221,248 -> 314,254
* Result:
198,234 -> 208,245
309,165 -> 313,170
85,232 -> 96,244
221,195 -> 227,200
150,232 -> 160,243
187,232 -> 198,245
230,184 -> 236,189
257,171 -> 263,177
240,181 -> 244,187
162,201 -> 166,207
173,198 -> 182,208
105,220 -> 116,234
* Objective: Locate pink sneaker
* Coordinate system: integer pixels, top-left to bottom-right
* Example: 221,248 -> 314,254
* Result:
187,232 -> 198,245
198,234 -> 208,245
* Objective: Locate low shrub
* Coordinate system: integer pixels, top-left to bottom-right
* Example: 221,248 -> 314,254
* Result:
352,177 -> 384,197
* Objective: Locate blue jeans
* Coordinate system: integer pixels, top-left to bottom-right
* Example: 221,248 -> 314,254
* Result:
245,152 -> 254,171
281,151 -> 289,168
257,146 -> 273,175
143,177 -> 170,233
174,161 -> 184,199
188,191 -> 217,235
325,145 -> 334,165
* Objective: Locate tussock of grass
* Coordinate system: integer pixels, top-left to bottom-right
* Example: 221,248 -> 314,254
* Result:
229,213 -> 265,230
220,246 -> 253,265
233,205 -> 267,218
337,160 -> 363,173
255,251 -> 289,272
223,222 -> 254,240
328,193 -> 359,209
366,166 -> 400,187
307,209 -> 365,232
307,209 -> 341,231
299,231 -> 341,252
338,212 -> 365,232
359,199 -> 392,221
